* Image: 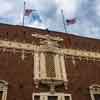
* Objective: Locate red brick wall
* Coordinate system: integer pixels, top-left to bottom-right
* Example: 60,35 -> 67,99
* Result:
0,24 -> 100,51
0,24 -> 100,100
65,55 -> 100,100
0,50 -> 33,100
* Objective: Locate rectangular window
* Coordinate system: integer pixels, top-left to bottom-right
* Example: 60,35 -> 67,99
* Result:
45,53 -> 56,78
94,94 -> 100,100
0,91 -> 2,100
34,51 -> 67,82
48,96 -> 57,100
34,96 -> 40,100
65,96 -> 70,100
33,93 -> 72,100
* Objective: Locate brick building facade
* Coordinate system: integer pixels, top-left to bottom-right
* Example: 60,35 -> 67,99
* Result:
0,23 -> 100,100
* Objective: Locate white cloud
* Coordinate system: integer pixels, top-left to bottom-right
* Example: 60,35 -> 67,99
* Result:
0,0 -> 100,39
0,0 -> 13,15
95,0 -> 100,17
56,0 -> 80,18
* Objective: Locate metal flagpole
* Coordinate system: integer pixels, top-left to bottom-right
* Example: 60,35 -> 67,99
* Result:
22,1 -> 26,26
61,9 -> 67,33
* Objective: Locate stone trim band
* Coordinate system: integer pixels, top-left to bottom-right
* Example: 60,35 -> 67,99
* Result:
0,40 -> 99,59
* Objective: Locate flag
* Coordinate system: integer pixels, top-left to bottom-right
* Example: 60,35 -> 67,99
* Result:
24,9 -> 33,16
24,8 -> 42,24
66,18 -> 76,25
30,10 -> 42,23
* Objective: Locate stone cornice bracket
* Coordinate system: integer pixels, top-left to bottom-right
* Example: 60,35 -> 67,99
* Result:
32,34 -> 64,47
34,79 -> 39,89
41,79 -> 64,94
32,34 -> 63,42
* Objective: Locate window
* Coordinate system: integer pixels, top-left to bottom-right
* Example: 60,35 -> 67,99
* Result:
34,51 -> 67,81
94,94 -> 100,100
48,96 -> 57,100
0,91 -> 3,100
89,84 -> 100,100
33,93 -> 72,100
0,80 -> 8,100
45,53 -> 56,78
34,96 -> 40,100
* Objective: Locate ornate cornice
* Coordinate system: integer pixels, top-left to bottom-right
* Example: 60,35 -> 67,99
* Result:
32,34 -> 63,42
0,40 -> 100,59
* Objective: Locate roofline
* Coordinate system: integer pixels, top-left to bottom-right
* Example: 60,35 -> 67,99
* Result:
0,23 -> 100,41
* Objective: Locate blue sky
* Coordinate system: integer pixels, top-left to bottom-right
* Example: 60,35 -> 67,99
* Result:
0,0 -> 100,39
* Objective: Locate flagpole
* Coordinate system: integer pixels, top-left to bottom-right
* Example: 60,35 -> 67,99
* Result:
61,9 -> 67,33
22,1 -> 26,26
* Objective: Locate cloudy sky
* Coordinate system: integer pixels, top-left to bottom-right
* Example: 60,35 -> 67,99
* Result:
0,0 -> 100,39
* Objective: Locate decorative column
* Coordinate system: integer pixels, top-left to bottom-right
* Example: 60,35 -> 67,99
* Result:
61,95 -> 65,100
60,54 -> 68,90
40,52 -> 46,79
58,96 -> 62,100
40,96 -> 47,100
54,54 -> 61,80
34,51 -> 40,88
34,51 -> 40,80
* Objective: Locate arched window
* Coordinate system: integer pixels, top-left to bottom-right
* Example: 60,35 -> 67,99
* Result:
89,84 -> 100,100
0,80 -> 8,100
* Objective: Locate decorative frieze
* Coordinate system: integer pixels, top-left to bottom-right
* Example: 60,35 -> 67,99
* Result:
0,40 -> 100,60
32,34 -> 63,42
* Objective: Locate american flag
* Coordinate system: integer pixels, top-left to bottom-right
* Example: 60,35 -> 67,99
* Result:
66,18 -> 76,25
24,9 -> 33,16
23,1 -> 42,25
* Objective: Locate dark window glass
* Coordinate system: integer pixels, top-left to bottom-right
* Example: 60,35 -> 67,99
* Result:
94,94 -> 100,100
48,96 -> 57,100
65,96 -> 70,100
45,53 -> 56,78
34,96 -> 40,100
0,91 -> 2,100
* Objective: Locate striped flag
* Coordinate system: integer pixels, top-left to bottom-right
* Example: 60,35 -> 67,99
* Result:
66,18 -> 76,25
24,9 -> 42,23
23,1 -> 42,25
24,9 -> 33,16
31,10 -> 42,23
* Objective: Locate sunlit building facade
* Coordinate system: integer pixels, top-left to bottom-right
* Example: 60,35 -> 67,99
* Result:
0,23 -> 100,100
